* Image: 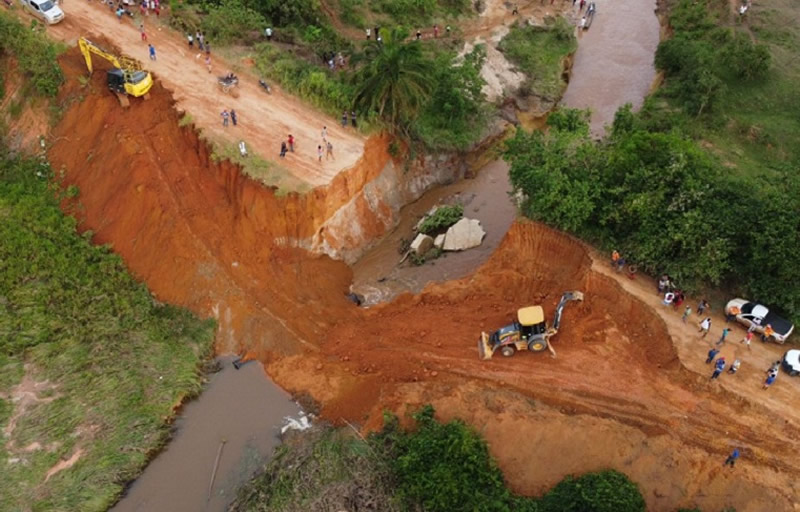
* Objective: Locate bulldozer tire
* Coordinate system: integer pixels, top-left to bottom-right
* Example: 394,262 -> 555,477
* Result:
500,345 -> 516,358
528,339 -> 548,352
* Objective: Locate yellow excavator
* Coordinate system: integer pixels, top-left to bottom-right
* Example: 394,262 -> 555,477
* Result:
78,37 -> 153,107
478,291 -> 584,360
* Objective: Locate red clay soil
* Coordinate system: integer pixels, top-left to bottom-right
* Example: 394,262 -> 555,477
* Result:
47,49 -> 800,511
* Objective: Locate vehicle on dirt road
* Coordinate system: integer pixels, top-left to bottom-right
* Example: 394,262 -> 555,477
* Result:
725,298 -> 794,343
218,73 -> 239,96
479,291 -> 583,360
78,37 -> 153,107
782,350 -> 800,376
20,0 -> 64,24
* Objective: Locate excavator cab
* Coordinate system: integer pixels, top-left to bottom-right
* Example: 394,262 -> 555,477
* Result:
106,69 -> 152,97
478,291 -> 583,360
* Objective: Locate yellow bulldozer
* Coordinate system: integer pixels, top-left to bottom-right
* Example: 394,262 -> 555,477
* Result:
478,291 -> 583,360
78,37 -> 153,107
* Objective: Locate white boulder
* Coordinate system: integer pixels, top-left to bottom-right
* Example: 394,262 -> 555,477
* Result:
410,233 -> 434,255
443,218 -> 485,251
433,233 -> 446,249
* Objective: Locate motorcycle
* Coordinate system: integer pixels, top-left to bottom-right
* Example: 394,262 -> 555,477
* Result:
259,79 -> 272,95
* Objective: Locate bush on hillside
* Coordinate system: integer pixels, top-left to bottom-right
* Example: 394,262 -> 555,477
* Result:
200,0 -> 265,44
536,470 -> 646,512
0,11 -> 63,97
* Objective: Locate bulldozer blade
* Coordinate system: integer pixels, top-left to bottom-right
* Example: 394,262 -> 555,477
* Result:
478,332 -> 493,360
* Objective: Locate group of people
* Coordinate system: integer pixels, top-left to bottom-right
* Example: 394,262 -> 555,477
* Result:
220,108 -> 238,127
278,128 -> 335,163
187,31 -> 211,54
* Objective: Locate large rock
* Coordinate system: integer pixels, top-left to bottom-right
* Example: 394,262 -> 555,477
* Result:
433,233 -> 446,249
443,218 -> 485,251
410,233 -> 434,255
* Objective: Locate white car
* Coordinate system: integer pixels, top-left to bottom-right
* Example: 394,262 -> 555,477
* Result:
725,298 -> 794,344
21,0 -> 64,24
782,350 -> 800,377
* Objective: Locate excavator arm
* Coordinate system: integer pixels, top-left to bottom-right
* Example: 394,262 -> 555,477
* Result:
79,37 -> 123,75
551,291 -> 584,332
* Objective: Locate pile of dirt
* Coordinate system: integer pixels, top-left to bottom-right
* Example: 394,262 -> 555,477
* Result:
46,47 -> 800,511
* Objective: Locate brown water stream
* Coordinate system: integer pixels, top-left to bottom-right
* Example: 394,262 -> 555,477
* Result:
111,357 -> 302,512
561,0 -> 660,135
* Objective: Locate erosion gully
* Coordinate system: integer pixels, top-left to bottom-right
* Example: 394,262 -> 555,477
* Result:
117,0 -> 660,508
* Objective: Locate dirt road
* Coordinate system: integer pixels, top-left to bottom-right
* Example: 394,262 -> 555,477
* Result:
45,1 -> 365,188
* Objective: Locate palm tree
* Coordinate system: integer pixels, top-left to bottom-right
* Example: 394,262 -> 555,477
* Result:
353,28 -> 435,133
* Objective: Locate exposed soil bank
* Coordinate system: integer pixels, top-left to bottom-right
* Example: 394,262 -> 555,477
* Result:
560,0 -> 660,135
112,357 -> 301,512
46,46 -> 800,512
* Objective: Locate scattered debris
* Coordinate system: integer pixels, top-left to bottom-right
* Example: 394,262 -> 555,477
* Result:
281,414 -> 312,435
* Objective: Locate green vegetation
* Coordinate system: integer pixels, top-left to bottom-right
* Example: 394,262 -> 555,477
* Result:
201,0 -> 266,44
0,153 -> 215,511
0,10 -> 64,97
499,17 -> 577,101
232,405 -> 646,511
373,0 -> 471,25
651,0 -> 800,177
253,43 -> 355,117
419,203 -> 463,234
504,105 -> 800,322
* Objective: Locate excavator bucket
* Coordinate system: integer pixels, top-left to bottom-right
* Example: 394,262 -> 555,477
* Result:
478,332 -> 493,360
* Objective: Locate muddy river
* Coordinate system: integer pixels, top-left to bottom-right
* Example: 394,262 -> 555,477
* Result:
560,0 -> 660,135
111,357 -> 302,512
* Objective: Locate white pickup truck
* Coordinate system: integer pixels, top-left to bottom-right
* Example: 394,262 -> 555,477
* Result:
21,0 -> 64,24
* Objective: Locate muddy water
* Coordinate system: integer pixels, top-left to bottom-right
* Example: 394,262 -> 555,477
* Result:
112,356 -> 302,512
351,160 -> 516,304
560,0 -> 660,135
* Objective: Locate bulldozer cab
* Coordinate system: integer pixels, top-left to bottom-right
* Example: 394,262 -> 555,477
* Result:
518,306 -> 546,340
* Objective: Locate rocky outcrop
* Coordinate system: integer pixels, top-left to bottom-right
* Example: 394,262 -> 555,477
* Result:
443,218 -> 486,251
433,233 -> 446,250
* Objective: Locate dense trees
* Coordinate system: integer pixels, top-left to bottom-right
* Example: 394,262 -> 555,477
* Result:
504,107 -> 800,322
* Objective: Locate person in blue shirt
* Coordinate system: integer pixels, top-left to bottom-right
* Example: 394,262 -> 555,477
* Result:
724,448 -> 740,467
711,357 -> 726,379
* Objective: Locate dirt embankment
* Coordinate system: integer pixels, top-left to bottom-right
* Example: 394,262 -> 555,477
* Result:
46,49 -> 800,511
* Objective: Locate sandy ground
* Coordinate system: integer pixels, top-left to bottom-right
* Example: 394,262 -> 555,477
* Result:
43,1 -> 365,188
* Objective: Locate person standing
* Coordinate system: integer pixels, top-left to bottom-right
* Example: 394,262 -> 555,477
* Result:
728,359 -> 741,374
446,25 -> 451,36
321,126 -> 328,139
726,305 -> 741,323
341,111 -> 348,128
188,33 -> 193,48
317,144 -> 323,162
657,274 -> 670,294
740,331 -> 753,350
366,27 -> 371,40
762,323 -> 775,342
723,448 -> 740,467
662,291 -> 675,307
198,32 -> 205,48
763,372 -> 777,390
279,141 -> 287,158
205,41 -> 211,55
220,110 -> 229,127
433,24 -> 439,38
148,44 -> 156,61
416,29 -> 422,40
205,55 -> 212,74
288,134 -> 295,152
711,357 -> 726,379
265,27 -> 273,41
512,3 -> 519,14
196,31 -> 203,51
350,111 -> 357,128
699,317 -> 711,337
230,109 -> 238,126
681,305 -> 692,323
326,140 -> 334,160
705,347 -> 719,364
697,299 -> 709,316
140,24 -> 147,42
715,327 -> 730,346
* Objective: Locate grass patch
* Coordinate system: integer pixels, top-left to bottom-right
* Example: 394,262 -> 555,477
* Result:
499,17 -> 577,101
0,154 -> 215,511
178,113 -> 194,127
209,138 -> 312,194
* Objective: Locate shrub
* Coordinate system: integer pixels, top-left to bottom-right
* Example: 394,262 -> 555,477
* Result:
537,470 -> 646,512
419,204 -> 463,234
